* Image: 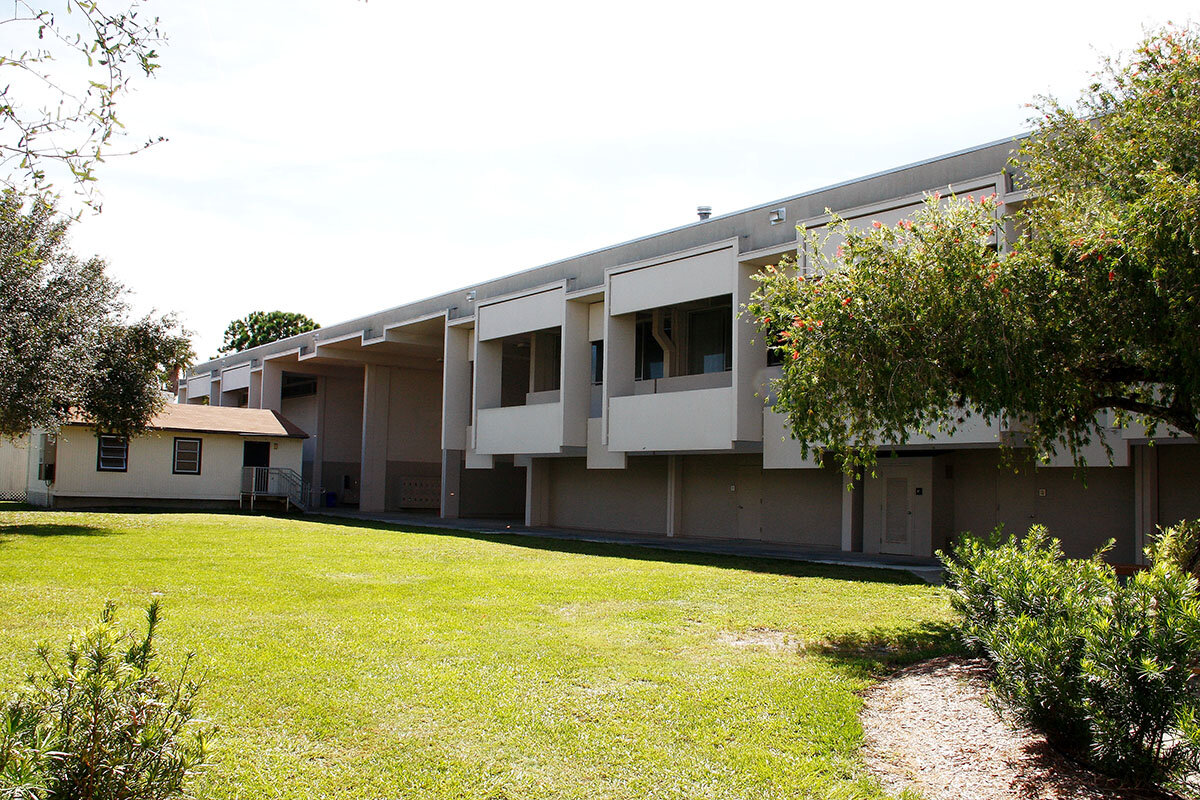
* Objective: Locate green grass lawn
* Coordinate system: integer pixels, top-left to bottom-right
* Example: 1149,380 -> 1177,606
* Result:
0,509 -> 955,799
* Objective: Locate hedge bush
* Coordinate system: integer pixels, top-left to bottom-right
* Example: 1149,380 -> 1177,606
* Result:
942,522 -> 1200,790
0,600 -> 210,799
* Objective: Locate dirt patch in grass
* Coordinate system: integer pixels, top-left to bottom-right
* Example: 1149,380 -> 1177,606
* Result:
861,656 -> 1172,800
717,628 -> 797,651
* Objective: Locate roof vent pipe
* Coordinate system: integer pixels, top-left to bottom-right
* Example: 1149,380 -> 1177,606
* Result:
697,205 -> 712,221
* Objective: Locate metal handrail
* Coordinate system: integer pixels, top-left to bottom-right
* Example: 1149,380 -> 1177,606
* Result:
241,466 -> 308,511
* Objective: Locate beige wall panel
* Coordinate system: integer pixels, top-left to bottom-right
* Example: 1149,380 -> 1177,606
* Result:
902,413 -> 1003,446
442,326 -> 472,450
950,450 -> 1136,561
608,247 -> 735,316
608,387 -> 734,453
281,393 -> 318,464
679,455 -> 739,538
49,427 -> 302,501
1157,443 -> 1200,528
387,368 -> 443,463
586,418 -> 626,469
322,373 -> 364,463
476,288 -> 564,341
475,403 -> 564,455
547,456 -> 667,534
186,375 -> 210,399
587,302 -> 605,341
221,364 -> 251,392
762,408 -> 822,468
762,467 -> 844,547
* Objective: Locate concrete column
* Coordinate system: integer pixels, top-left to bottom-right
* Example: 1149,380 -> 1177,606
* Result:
837,474 -> 865,552
524,457 -> 549,527
248,370 -> 263,408
561,300 -> 590,448
209,378 -> 223,406
666,455 -> 683,537
260,361 -> 283,413
360,364 -> 392,513
310,376 -> 326,506
440,449 -> 462,519
1134,444 -> 1159,565
441,326 -> 472,452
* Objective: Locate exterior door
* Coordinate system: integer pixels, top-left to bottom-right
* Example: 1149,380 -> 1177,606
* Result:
243,441 -> 270,468
735,465 -> 762,540
881,473 -> 913,555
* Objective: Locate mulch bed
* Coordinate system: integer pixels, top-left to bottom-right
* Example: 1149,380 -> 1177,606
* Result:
860,656 -> 1179,800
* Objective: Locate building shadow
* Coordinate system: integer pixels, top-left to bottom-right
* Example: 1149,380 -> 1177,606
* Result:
295,512 -> 931,585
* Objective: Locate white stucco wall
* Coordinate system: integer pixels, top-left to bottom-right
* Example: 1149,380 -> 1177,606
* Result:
0,435 -> 30,498
47,427 -> 303,502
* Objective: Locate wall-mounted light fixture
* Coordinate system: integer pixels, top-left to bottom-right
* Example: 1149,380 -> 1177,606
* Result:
769,207 -> 787,225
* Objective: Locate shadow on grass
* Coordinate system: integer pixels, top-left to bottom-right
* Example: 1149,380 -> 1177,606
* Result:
809,620 -> 966,676
0,522 -> 117,539
297,513 -> 934,585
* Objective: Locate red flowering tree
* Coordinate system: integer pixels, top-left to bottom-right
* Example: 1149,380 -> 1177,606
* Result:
747,25 -> 1200,474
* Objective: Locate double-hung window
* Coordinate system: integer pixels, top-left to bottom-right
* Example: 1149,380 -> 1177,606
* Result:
173,438 -> 202,475
96,435 -> 128,472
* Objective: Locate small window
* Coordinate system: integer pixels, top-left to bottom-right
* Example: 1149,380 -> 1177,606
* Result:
173,437 -> 202,475
590,341 -> 604,385
96,435 -> 128,472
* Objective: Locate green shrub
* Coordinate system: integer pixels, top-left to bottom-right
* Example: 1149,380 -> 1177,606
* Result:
0,600 -> 210,799
941,523 -> 1200,790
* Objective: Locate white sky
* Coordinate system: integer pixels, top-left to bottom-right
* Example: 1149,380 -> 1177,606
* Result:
55,0 -> 1196,359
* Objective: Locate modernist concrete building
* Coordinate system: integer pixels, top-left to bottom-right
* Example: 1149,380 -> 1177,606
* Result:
181,138 -> 1200,563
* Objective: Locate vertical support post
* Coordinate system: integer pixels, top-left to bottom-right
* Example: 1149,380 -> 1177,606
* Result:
209,377 -> 223,406
524,458 -> 549,527
1134,444 -> 1159,565
841,480 -> 855,552
666,455 -> 683,537
310,376 -> 326,507
248,370 -> 263,408
840,474 -> 864,552
441,449 -> 462,519
260,361 -> 283,413
360,364 -> 391,513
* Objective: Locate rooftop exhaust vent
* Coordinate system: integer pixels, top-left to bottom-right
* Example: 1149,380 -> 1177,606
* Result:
697,205 -> 712,221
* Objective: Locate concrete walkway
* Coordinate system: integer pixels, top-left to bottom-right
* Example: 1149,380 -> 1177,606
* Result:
307,509 -> 946,584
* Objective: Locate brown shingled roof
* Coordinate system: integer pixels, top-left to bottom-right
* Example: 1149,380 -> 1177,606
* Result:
67,404 -> 308,438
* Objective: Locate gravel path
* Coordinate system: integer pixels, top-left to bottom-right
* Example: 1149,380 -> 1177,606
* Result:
860,656 -> 1173,800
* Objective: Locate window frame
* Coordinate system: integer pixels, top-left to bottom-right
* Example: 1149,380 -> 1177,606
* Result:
685,305 -> 732,375
96,435 -> 129,473
590,340 -> 604,386
172,437 -> 203,475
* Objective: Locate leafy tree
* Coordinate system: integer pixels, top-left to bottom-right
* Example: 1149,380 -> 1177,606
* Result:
1,0 -> 166,212
748,24 -> 1200,474
0,189 -> 193,438
218,310 -> 320,355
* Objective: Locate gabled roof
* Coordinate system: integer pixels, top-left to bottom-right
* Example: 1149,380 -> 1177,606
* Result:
68,404 -> 309,439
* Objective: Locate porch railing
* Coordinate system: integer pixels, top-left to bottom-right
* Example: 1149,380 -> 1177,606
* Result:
240,466 -> 309,512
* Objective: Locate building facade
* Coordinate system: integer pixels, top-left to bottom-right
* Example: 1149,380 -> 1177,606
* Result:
24,405 -> 307,509
182,139 -> 1200,562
